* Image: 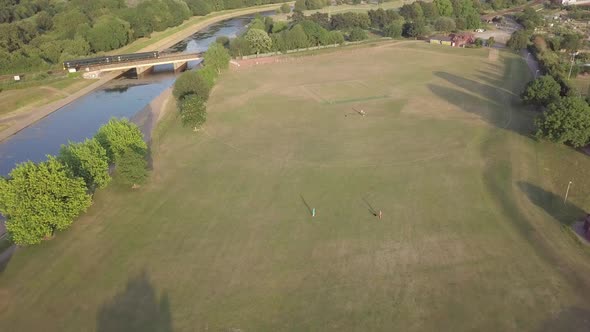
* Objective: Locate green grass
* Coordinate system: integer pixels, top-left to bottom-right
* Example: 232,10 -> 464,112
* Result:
0,77 -> 93,117
1,42 -> 590,331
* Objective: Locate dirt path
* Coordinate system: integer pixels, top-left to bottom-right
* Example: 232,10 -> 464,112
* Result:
0,3 -> 284,143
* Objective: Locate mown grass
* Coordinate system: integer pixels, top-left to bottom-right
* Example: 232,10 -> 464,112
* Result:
1,42 -> 590,331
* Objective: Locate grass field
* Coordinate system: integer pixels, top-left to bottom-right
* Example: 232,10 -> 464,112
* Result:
1,41 -> 590,331
0,77 -> 95,118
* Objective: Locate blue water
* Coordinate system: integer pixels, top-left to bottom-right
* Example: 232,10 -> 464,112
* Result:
0,12 -> 270,176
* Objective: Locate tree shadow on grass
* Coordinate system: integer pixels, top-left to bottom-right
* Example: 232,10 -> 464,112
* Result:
96,270 -> 173,332
536,307 -> 590,332
482,160 -> 590,298
0,243 -> 15,274
517,181 -> 586,226
426,55 -> 537,138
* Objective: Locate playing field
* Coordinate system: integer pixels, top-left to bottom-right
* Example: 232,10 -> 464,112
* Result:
1,41 -> 590,331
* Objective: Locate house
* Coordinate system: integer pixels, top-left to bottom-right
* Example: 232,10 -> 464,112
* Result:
450,33 -> 475,47
429,35 -> 454,46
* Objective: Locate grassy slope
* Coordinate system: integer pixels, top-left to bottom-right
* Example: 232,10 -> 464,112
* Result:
0,42 -> 590,331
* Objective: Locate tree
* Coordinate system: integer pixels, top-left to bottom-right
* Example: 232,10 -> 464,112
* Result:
522,75 -> 561,107
203,42 -> 230,74
420,2 -> 440,21
179,95 -> 207,128
535,96 -> 590,147
404,19 -> 427,38
507,30 -> 529,51
434,0 -> 454,17
116,148 -> 148,187
85,16 -> 131,52
58,139 -> 111,191
562,33 -> 582,52
434,16 -> 455,32
0,157 -> 92,245
95,118 -> 147,164
286,24 -> 309,49
173,70 -> 211,100
229,37 -> 251,57
349,27 -> 368,41
384,21 -> 404,38
294,0 -> 306,12
244,28 -> 272,54
399,2 -> 424,21
280,3 -> 291,13
215,36 -> 230,48
487,36 -> 495,47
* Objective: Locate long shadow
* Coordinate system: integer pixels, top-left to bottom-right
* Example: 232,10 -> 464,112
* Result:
362,196 -> 377,216
427,56 -> 536,138
536,307 -> 590,332
0,244 -> 15,274
300,194 -> 312,216
517,181 -> 586,226
96,271 -> 173,332
482,157 -> 590,298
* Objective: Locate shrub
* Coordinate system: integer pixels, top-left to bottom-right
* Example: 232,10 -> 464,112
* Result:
281,3 -> 291,14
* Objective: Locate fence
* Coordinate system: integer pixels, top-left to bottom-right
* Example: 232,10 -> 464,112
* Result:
238,38 -> 393,60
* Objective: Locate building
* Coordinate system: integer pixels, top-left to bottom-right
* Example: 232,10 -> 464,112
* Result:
450,33 -> 475,47
429,35 -> 454,46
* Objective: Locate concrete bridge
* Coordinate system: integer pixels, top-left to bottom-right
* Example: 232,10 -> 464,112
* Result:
82,53 -> 202,79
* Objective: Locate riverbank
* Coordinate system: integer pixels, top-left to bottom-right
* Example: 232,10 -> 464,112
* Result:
0,3 -> 285,143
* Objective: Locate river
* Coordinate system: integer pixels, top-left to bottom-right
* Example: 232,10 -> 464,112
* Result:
0,12 -> 268,176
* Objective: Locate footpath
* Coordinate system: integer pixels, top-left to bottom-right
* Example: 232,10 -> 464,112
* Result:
0,3 -> 284,143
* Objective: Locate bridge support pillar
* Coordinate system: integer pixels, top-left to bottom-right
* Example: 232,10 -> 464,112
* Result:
136,65 -> 154,78
173,61 -> 188,73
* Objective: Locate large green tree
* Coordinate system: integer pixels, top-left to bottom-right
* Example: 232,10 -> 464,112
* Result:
58,138 -> 111,191
522,75 -> 561,107
95,118 -> 147,164
203,42 -> 230,74
535,96 -> 590,147
173,70 -> 212,100
507,30 -> 530,51
179,95 -> 207,128
116,148 -> 148,187
0,158 -> 92,245
434,0 -> 454,16
244,28 -> 272,54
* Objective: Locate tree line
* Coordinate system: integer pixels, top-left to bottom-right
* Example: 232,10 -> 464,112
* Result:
0,0 -> 289,75
0,118 -> 148,245
222,0 -> 487,59
172,42 -> 231,129
503,7 -> 590,148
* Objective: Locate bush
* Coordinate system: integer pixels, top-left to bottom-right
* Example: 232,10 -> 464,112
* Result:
173,70 -> 212,100
349,27 -> 368,41
179,95 -> 207,128
116,149 -> 148,187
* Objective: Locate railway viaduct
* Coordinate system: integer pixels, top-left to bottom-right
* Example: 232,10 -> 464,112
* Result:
81,53 -> 202,79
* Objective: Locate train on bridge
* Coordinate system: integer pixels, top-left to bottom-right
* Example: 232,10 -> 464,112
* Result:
63,51 -> 160,70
